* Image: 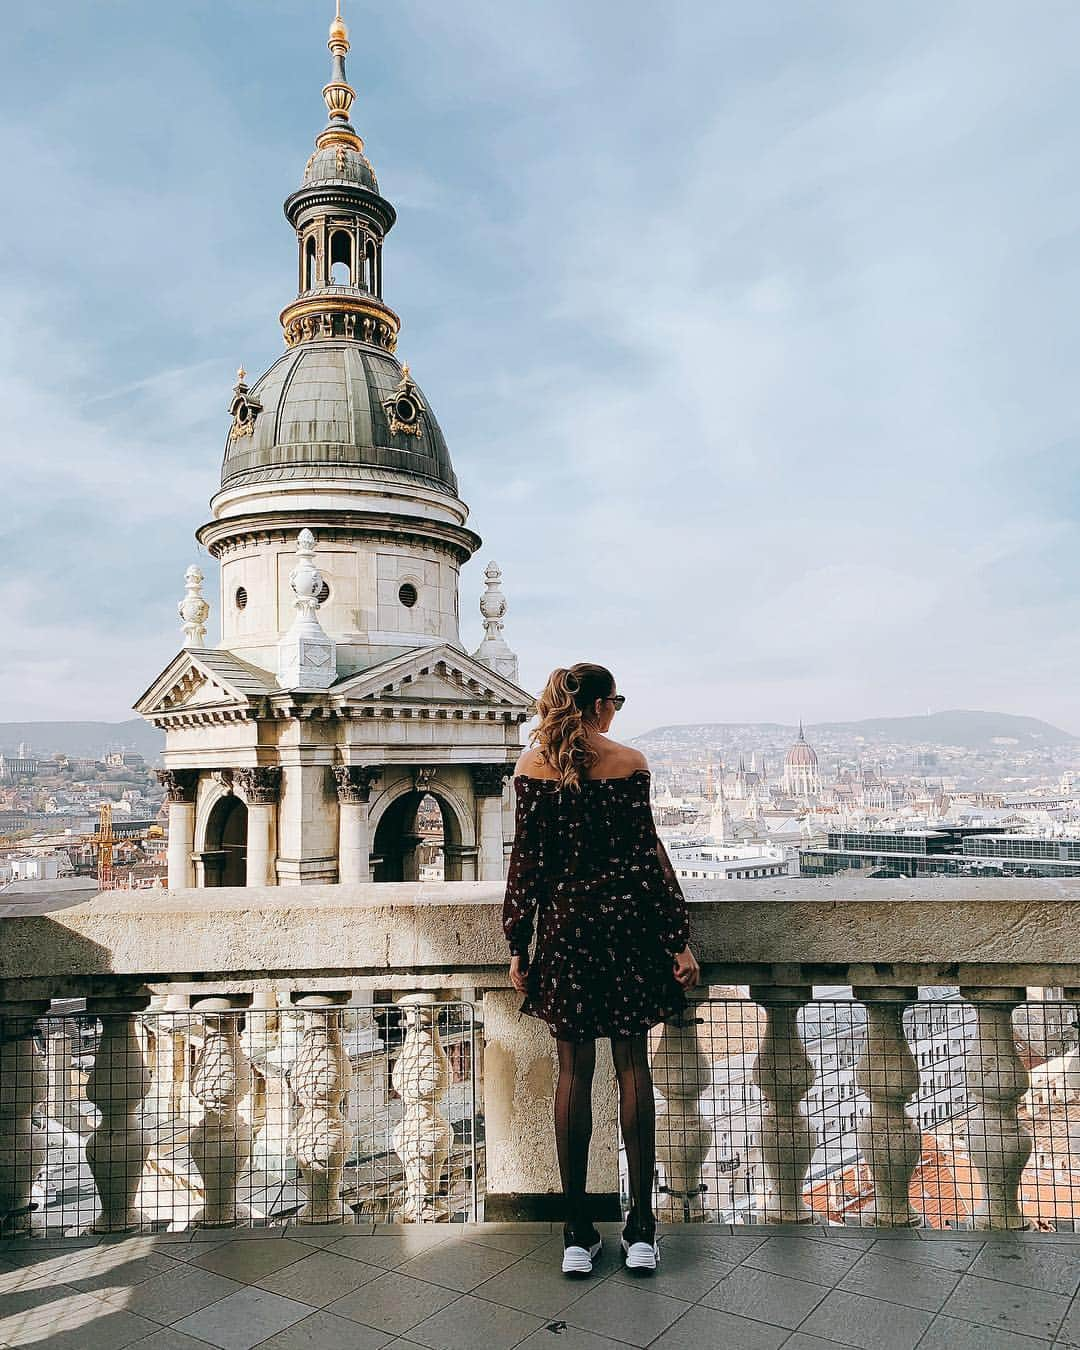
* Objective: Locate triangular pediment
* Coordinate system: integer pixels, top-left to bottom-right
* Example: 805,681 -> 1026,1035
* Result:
134,648 -> 277,721
331,644 -> 535,712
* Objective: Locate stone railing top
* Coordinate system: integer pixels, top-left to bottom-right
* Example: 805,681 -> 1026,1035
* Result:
4,878 -> 1080,1000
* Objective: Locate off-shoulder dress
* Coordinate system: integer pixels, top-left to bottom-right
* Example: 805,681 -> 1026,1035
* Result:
502,769 -> 691,1041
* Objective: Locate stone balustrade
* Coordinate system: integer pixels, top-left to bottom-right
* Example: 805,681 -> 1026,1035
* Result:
3,878 -> 1080,1233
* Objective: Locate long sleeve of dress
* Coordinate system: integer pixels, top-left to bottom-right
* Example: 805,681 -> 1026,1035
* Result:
502,784 -> 547,957
654,837 -> 692,957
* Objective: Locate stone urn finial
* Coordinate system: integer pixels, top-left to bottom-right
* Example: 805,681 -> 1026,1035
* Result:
278,530 -> 337,691
179,565 -> 210,648
472,560 -> 519,683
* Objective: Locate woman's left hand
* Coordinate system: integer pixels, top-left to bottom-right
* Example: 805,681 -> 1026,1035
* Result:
510,953 -> 529,993
673,946 -> 700,989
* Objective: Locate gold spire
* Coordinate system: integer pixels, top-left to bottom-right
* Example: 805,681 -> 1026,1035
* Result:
317,0 -> 362,151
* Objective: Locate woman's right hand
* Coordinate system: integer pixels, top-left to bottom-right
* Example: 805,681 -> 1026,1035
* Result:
510,953 -> 529,993
673,946 -> 700,990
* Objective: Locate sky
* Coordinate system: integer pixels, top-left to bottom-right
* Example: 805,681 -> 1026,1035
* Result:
2,1 -> 1080,738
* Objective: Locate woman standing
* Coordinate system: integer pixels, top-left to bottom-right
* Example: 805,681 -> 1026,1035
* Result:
503,663 -> 699,1276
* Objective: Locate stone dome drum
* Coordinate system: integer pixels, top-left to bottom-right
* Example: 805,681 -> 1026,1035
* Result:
220,342 -> 458,497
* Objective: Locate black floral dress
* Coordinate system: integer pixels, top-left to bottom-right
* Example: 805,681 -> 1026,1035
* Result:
502,770 -> 691,1041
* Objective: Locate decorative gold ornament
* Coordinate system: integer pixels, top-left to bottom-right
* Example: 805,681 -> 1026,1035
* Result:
383,365 -> 425,437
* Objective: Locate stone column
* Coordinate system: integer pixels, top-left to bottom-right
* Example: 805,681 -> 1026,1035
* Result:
750,984 -> 817,1222
333,766 -> 381,884
235,768 -> 282,888
651,991 -> 711,1221
289,993 -> 353,1224
482,990 -> 620,1221
157,769 -> 198,890
961,986 -> 1032,1230
189,995 -> 254,1228
85,995 -> 152,1233
0,1002 -> 49,1234
45,1024 -> 85,1136
471,765 -> 514,882
852,987 -> 921,1227
392,993 -> 453,1221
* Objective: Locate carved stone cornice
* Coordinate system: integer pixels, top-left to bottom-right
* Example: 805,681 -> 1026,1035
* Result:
156,769 -> 199,804
235,767 -> 282,805
333,765 -> 381,803
471,763 -> 515,798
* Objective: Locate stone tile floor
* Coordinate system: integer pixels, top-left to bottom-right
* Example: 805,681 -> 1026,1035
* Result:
3,1222 -> 1080,1350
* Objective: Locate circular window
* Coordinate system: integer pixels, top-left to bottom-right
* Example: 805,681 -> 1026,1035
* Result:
394,396 -> 417,423
398,582 -> 419,608
317,580 -> 330,604
235,586 -> 248,611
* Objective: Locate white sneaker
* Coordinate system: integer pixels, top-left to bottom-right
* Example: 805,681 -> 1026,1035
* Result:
561,1236 -> 602,1275
621,1235 -> 660,1272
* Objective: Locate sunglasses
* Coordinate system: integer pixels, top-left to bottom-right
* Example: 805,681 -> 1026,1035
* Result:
605,694 -> 626,710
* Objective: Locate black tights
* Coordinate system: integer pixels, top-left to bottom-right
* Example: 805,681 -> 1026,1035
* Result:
555,1036 -> 656,1239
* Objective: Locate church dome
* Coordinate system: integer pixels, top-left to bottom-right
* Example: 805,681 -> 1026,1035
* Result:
220,343 -> 458,496
786,725 -> 818,769
303,143 -> 379,192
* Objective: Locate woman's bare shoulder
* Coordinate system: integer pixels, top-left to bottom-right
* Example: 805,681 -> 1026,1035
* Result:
514,746 -> 559,779
592,739 -> 648,776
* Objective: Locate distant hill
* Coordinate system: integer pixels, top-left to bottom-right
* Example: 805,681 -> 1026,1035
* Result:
0,720 -> 165,761
635,710 -> 1079,752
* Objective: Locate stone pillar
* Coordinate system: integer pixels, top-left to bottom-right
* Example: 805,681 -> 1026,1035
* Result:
45,1024 -> 85,1136
471,764 -> 514,882
289,993 -> 353,1224
235,768 -> 281,888
852,987 -> 921,1227
651,991 -> 711,1221
85,995 -> 152,1233
334,766 -> 381,884
482,990 -> 620,1221
392,993 -> 453,1221
157,769 -> 198,890
961,986 -> 1032,1230
189,995 -> 254,1228
0,1002 -> 49,1234
750,984 -> 816,1222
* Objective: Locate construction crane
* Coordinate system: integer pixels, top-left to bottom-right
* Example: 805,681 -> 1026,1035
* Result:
95,803 -> 114,891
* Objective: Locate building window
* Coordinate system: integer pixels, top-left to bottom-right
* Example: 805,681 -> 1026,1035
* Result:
399,582 -> 419,608
305,236 -> 318,290
317,581 -> 330,604
235,586 -> 248,611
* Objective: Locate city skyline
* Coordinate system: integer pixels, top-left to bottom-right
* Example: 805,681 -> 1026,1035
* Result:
4,2 -> 1080,731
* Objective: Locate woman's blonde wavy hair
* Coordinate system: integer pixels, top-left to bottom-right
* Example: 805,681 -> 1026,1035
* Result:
531,663 -> 616,792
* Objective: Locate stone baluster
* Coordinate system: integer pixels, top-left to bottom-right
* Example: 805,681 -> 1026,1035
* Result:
45,1023 -> 85,1136
750,985 -> 816,1222
960,986 -> 1032,1230
651,990 -> 711,1221
0,1002 -> 49,1234
334,766 -> 381,884
243,989 -> 280,1061
190,996 -> 254,1227
392,993 -> 453,1221
85,995 -> 152,1233
157,769 -> 199,890
852,987 -> 921,1226
289,993 -> 353,1223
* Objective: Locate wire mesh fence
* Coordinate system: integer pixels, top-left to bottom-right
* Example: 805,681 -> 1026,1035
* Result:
624,990 -> 1080,1230
4,998 -> 481,1238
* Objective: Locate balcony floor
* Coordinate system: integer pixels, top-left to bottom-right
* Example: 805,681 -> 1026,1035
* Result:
3,1222 -> 1080,1350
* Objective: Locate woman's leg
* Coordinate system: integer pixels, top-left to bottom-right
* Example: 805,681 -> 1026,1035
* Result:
555,1038 -> 596,1237
612,1035 -> 656,1235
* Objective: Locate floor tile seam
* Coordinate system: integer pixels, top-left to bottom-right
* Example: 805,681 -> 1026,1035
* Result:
392,1244 -> 533,1293
920,1298 -> 1070,1343
952,1266 -> 1080,1301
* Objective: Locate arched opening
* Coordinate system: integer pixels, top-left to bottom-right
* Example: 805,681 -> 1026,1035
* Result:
371,790 -> 462,882
202,794 -> 247,887
364,240 -> 377,294
304,236 -> 318,291
330,229 -> 353,286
